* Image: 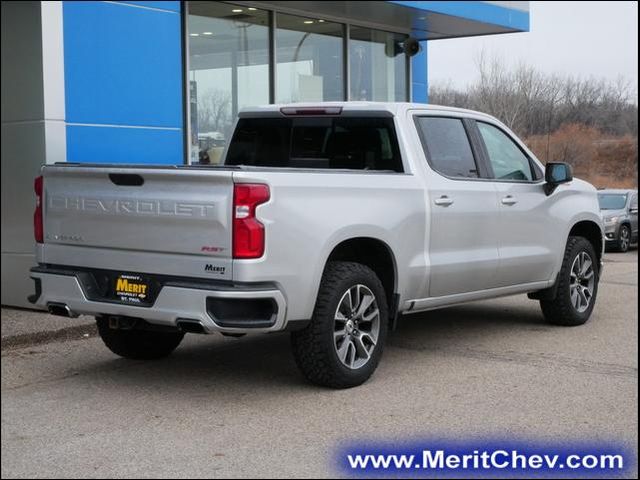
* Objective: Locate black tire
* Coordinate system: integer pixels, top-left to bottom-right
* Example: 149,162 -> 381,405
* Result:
615,224 -> 631,252
96,317 -> 184,359
540,236 -> 599,326
291,261 -> 389,389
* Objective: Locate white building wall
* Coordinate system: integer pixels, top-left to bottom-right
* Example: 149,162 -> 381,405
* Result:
1,1 -> 65,308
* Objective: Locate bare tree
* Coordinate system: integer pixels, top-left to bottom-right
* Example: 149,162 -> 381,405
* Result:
429,53 -> 637,138
198,89 -> 232,135
428,54 -> 638,187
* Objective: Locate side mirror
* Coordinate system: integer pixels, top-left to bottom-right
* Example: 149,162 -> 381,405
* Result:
544,162 -> 573,195
630,207 -> 638,215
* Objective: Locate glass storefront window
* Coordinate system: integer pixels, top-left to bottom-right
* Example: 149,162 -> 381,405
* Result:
349,27 -> 408,102
275,14 -> 344,103
188,3 -> 269,164
187,3 -> 411,163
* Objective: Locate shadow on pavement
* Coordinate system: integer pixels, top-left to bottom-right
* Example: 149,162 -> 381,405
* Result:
57,299 -> 551,396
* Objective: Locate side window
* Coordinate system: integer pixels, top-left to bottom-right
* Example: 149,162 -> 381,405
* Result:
415,117 -> 479,178
477,122 -> 534,181
378,128 -> 393,161
631,194 -> 638,210
531,161 -> 544,180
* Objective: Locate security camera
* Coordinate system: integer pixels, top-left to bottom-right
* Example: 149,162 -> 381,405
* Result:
402,38 -> 421,57
384,37 -> 422,57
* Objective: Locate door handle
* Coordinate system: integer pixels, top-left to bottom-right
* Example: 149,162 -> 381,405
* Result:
501,195 -> 518,206
434,195 -> 454,207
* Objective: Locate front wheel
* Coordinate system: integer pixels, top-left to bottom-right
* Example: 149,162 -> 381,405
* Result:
540,236 -> 599,326
291,261 -> 388,389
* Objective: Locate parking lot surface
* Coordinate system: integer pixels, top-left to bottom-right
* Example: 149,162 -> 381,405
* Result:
1,250 -> 637,478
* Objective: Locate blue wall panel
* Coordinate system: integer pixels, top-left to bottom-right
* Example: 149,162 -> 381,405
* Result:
411,40 -> 428,103
120,1 -> 181,12
63,1 -> 183,164
66,125 -> 183,164
390,1 -> 529,32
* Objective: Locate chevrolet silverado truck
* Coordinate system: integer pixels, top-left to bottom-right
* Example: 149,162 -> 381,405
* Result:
29,103 -> 604,388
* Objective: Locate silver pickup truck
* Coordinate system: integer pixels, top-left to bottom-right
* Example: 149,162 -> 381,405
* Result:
30,102 -> 604,388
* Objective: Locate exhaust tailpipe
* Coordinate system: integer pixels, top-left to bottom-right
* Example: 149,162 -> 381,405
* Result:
47,302 -> 78,318
177,319 -> 206,334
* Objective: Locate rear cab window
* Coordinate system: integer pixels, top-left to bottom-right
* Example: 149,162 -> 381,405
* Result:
225,116 -> 403,172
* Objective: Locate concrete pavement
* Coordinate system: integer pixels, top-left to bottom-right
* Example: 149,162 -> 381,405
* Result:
1,307 -> 95,350
1,250 -> 637,478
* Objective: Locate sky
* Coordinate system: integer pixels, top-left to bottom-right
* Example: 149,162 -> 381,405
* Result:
428,1 -> 638,96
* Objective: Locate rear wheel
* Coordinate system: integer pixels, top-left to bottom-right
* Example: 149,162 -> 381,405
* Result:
96,317 -> 184,359
616,225 -> 631,252
291,261 -> 388,388
540,236 -> 599,326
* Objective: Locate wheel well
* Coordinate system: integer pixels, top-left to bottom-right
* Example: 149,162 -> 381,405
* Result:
569,221 -> 603,265
326,238 -> 396,308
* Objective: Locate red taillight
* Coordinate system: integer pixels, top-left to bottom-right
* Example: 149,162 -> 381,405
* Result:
232,183 -> 270,259
34,175 -> 44,243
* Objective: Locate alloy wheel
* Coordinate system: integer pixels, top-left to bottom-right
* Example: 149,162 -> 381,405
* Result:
620,227 -> 630,251
333,284 -> 381,369
569,251 -> 595,313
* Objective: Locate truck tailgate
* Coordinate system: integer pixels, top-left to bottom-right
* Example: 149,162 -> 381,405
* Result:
41,165 -> 234,278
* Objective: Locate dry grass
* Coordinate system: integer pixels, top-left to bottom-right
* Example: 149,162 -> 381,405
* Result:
585,174 -> 638,190
526,124 -> 638,189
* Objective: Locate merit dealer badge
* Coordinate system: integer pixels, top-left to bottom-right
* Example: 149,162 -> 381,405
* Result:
114,274 -> 149,304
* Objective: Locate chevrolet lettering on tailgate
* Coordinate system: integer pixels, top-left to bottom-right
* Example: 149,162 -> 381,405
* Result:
48,195 -> 216,218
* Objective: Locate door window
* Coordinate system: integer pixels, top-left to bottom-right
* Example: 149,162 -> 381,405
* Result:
477,122 -> 534,181
415,117 -> 479,178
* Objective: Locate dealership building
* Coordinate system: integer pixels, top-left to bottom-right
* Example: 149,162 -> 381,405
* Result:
1,1 -> 529,307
